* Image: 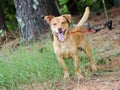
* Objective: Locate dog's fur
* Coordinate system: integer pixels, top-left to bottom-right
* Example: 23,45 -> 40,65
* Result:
44,7 -> 97,79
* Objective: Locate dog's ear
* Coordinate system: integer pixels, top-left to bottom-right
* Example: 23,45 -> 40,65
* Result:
62,14 -> 71,23
44,16 -> 54,24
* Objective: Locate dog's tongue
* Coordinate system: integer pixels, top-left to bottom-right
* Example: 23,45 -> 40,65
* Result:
58,33 -> 64,41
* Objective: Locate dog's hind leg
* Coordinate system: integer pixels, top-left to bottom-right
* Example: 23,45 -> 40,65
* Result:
83,40 -> 97,71
57,57 -> 69,79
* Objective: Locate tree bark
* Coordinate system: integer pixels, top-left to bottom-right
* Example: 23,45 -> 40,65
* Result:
14,0 -> 59,41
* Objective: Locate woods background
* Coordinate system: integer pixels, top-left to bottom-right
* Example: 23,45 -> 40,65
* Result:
0,0 -> 120,42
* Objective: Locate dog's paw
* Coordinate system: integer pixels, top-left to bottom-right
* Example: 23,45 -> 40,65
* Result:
75,72 -> 84,80
64,72 -> 69,79
91,64 -> 97,71
78,74 -> 84,80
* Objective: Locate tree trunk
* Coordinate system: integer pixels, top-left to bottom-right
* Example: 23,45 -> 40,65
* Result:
14,0 -> 59,41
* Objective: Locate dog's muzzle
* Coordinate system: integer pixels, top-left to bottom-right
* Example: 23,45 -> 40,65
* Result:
57,28 -> 66,41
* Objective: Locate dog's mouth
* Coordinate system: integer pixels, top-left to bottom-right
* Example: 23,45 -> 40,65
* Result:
57,30 -> 66,41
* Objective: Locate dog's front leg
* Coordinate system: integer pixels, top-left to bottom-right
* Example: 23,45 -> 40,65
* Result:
57,57 -> 69,79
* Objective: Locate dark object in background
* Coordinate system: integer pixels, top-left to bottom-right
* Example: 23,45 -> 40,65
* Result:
66,0 -> 79,15
0,3 -> 7,30
114,0 -> 120,7
87,20 -> 113,33
87,23 -> 105,33
95,12 -> 102,16
104,20 -> 113,30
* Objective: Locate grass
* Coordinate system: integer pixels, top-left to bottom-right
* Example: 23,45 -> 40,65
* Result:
0,39 -> 61,89
0,35 -> 99,90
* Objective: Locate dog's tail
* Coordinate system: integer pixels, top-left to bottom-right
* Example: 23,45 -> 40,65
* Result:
75,7 -> 90,30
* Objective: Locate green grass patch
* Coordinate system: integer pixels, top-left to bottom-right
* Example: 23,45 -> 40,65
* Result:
0,39 -> 63,89
0,37 -> 99,89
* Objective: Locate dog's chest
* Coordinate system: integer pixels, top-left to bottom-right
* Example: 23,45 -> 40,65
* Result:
61,45 -> 70,54
54,42 -> 76,58
60,45 -> 72,58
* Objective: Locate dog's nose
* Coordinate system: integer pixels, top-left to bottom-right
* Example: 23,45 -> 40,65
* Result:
58,28 -> 62,33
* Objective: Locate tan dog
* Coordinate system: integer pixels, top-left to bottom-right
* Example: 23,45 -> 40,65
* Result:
45,7 -> 97,79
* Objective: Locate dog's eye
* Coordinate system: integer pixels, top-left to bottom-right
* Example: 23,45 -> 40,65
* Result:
62,22 -> 66,24
53,23 -> 56,25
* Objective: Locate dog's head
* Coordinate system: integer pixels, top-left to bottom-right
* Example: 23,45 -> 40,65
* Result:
44,14 -> 71,41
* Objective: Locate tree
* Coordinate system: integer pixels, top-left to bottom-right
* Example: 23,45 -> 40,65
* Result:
14,0 -> 59,41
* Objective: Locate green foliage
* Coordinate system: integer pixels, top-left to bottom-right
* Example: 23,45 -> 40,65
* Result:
59,5 -> 69,14
76,0 -> 101,12
0,29 -> 6,37
80,0 -> 95,5
0,0 -> 17,30
59,0 -> 115,14
59,0 -> 69,14
59,0 -> 69,5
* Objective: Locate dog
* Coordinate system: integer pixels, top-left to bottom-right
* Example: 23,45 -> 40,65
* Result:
44,7 -> 97,79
